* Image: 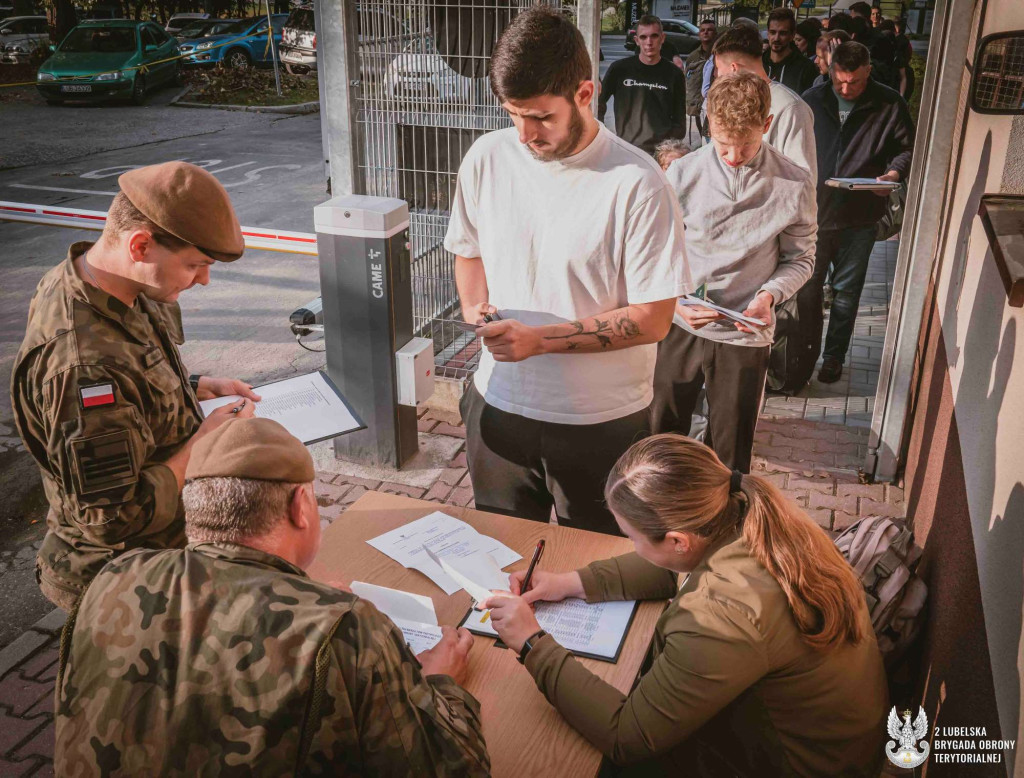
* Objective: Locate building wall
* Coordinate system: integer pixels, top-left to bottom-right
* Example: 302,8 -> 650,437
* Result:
902,3 -> 1024,773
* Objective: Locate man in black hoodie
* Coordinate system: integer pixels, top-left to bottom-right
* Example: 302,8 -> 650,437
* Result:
799,41 -> 914,384
763,7 -> 818,95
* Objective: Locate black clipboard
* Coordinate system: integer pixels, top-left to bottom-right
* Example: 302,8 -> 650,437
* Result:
457,599 -> 640,664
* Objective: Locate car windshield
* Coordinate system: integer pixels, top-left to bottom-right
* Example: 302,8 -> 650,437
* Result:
178,20 -> 209,36
285,8 -> 313,31
218,17 -> 256,35
679,20 -> 699,34
60,26 -> 137,53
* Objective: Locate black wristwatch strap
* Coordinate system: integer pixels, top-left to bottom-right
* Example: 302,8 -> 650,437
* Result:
188,374 -> 202,393
517,629 -> 547,664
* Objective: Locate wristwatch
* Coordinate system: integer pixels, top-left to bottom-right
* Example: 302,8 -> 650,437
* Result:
517,629 -> 547,664
188,374 -> 202,393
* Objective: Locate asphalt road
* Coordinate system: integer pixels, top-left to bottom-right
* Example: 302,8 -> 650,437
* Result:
0,83 -> 329,645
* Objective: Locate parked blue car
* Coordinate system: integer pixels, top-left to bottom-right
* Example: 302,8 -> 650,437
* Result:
179,14 -> 287,68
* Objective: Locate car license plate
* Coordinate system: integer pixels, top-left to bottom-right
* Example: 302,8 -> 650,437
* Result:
61,85 -> 92,93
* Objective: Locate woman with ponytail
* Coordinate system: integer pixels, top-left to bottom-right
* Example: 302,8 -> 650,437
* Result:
482,434 -> 887,777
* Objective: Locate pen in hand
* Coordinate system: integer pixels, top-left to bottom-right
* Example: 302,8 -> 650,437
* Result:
231,400 -> 246,414
520,539 -> 546,597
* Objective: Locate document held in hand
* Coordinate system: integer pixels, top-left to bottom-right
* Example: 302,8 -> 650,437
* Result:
198,370 -> 364,445
462,597 -> 638,663
825,177 -> 901,191
366,512 -> 522,596
350,581 -> 444,654
679,295 -> 767,327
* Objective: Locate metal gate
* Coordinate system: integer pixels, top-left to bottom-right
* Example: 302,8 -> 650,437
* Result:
342,0 -> 581,379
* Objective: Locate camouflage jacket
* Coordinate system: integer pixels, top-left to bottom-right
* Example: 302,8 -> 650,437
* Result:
10,242 -> 202,602
55,542 -> 491,777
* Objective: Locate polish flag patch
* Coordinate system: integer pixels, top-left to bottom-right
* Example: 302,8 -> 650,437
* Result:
80,383 -> 116,409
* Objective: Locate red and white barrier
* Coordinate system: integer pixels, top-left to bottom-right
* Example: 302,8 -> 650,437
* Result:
0,201 -> 319,257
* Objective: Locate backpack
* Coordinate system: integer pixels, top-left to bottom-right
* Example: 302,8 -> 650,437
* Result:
834,516 -> 928,668
875,183 -> 906,241
766,291 -> 821,395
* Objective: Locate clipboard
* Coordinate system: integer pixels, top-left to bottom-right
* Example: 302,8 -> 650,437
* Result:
825,177 -> 901,191
458,598 -> 639,664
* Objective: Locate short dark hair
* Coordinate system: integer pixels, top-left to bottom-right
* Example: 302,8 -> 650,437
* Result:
490,7 -> 591,102
878,19 -> 896,33
848,1 -> 873,17
831,40 -> 871,72
796,19 -> 820,47
767,7 -> 796,32
699,17 -> 717,27
828,12 -> 854,32
823,29 -> 852,45
636,14 -> 663,30
712,25 -> 762,60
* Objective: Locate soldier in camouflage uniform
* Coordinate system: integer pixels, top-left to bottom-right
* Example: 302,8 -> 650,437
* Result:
55,418 -> 491,776
11,162 -> 260,610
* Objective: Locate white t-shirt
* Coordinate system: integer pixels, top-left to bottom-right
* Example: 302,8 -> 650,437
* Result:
444,124 -> 692,425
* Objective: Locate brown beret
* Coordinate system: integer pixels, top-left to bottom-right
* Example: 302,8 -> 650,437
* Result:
118,161 -> 245,262
186,418 -> 315,483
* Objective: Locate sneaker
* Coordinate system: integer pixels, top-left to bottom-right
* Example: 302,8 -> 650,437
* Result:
818,357 -> 843,384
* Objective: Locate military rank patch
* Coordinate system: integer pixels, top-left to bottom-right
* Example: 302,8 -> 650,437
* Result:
80,383 -> 116,409
71,429 -> 137,495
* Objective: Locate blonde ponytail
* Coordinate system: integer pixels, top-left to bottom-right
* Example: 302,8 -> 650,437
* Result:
605,434 -> 865,650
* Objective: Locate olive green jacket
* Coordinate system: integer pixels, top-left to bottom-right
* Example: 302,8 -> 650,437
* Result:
11,243 -> 201,602
525,535 -> 888,777
55,542 -> 491,776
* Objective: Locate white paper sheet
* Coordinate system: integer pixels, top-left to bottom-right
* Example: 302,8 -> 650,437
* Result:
463,598 -> 637,661
366,512 -> 522,596
350,581 -> 443,654
679,295 -> 766,327
198,371 -> 361,445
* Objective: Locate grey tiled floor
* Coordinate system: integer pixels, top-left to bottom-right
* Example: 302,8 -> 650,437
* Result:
762,239 -> 897,428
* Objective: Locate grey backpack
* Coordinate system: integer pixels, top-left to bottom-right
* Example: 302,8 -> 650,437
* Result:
834,516 -> 927,667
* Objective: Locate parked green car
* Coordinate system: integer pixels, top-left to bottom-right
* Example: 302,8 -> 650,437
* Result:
36,19 -> 180,106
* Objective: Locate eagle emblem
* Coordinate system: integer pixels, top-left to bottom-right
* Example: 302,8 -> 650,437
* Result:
885,706 -> 930,768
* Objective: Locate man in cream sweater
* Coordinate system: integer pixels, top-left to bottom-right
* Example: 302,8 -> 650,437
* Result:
655,71 -> 816,471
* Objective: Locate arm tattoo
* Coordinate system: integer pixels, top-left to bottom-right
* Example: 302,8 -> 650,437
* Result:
543,310 -> 643,350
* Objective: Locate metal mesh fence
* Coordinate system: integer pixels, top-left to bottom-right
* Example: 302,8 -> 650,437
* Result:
351,1 -> 575,378
974,34 -> 1024,112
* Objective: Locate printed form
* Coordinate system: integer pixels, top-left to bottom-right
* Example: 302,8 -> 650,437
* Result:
198,371 -> 362,444
350,581 -> 444,654
367,512 -> 522,596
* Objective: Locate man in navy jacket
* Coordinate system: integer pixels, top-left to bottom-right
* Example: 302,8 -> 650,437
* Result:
799,40 -> 914,383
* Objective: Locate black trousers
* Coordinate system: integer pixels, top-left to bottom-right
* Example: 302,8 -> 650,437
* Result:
650,327 -> 769,473
459,384 -> 651,536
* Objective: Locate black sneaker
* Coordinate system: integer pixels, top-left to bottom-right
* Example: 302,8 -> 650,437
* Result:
818,357 -> 843,384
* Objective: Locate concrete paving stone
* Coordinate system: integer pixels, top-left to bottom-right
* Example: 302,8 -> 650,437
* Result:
757,472 -> 789,488
335,475 -> 383,490
450,451 -> 468,469
780,489 -> 809,507
338,485 -> 370,507
15,647 -> 57,682
809,492 -> 859,515
846,415 -> 872,428
316,472 -> 339,485
783,436 -> 819,452
788,477 -> 837,495
813,438 -> 862,454
423,482 -> 454,503
432,423 -> 466,439
380,482 -> 428,500
834,450 -> 867,469
832,511 -> 863,531
417,418 -> 438,434
804,508 -> 833,529
751,444 -> 794,462
0,673 -> 52,717
314,481 -> 353,507
836,484 -> 886,500
0,710 -> 47,757
449,486 -> 475,507
11,720 -> 54,763
317,503 -> 348,524
438,468 -> 467,487
884,485 -> 906,505
0,757 -> 41,777
22,694 -> 51,720
859,498 -> 906,518
0,633 -> 50,680
28,612 -> 65,637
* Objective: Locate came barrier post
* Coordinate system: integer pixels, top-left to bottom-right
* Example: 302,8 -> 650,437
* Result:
314,195 -> 419,468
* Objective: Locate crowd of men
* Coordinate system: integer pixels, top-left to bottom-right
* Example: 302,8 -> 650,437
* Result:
8,4 -> 915,775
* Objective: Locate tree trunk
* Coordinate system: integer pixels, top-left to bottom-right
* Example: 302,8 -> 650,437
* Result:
51,0 -> 78,43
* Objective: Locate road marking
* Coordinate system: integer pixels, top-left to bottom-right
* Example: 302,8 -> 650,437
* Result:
9,183 -> 117,196
218,164 -> 303,187
206,161 -> 258,174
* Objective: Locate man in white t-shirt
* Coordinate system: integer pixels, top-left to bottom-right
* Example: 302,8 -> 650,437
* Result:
444,7 -> 692,535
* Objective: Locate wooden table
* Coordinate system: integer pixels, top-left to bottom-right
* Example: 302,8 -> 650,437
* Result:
308,490 -> 663,778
